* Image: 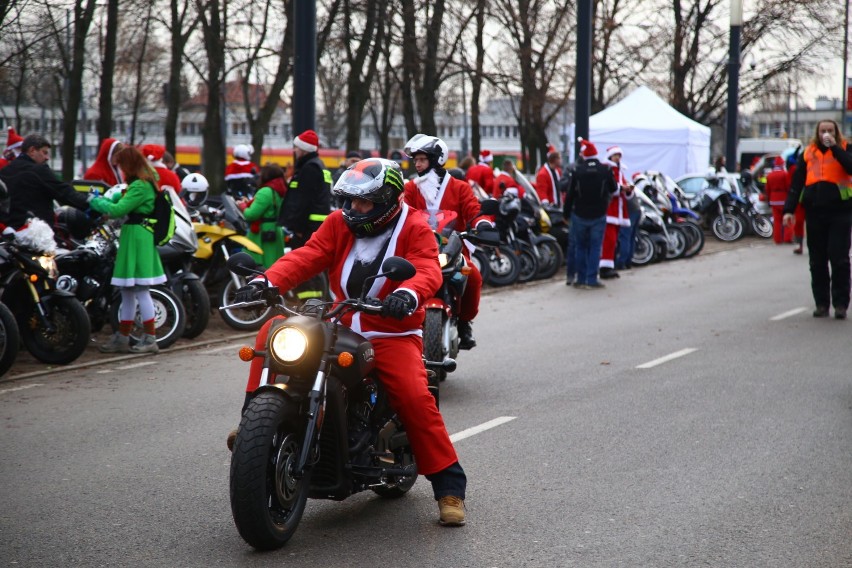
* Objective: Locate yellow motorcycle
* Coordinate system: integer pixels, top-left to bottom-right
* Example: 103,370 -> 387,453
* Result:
191,195 -> 271,330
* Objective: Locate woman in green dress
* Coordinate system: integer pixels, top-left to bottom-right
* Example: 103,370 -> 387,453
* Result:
239,164 -> 287,268
90,146 -> 166,354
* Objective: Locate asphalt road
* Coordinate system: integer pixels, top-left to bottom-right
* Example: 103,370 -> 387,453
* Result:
1,239 -> 851,567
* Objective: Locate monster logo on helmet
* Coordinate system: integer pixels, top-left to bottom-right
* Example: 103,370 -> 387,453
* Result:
333,158 -> 406,238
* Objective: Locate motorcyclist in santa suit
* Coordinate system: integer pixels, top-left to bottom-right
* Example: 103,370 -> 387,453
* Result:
402,134 -> 493,349
230,158 -> 468,526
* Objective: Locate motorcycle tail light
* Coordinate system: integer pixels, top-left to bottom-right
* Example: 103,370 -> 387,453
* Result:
238,346 -> 255,361
337,352 -> 354,367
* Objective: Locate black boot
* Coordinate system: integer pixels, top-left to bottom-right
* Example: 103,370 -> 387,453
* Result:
458,320 -> 476,350
599,267 -> 620,279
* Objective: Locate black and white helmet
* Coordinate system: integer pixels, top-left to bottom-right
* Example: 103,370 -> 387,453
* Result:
181,172 -> 209,208
404,134 -> 449,167
333,158 -> 406,238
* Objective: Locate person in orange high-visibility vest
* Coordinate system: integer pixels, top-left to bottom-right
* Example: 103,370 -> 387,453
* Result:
783,120 -> 852,319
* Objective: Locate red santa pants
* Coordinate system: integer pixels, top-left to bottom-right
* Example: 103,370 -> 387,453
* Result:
771,204 -> 793,243
794,204 -> 806,241
244,318 -> 459,476
459,257 -> 482,323
599,223 -> 619,269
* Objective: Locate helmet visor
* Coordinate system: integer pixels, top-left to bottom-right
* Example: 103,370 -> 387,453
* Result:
333,159 -> 402,202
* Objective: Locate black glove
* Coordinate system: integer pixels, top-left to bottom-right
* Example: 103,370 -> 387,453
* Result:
234,282 -> 264,303
381,290 -> 416,319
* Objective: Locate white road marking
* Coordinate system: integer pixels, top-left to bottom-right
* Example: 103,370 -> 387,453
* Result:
450,416 -> 516,443
203,343 -> 246,354
770,307 -> 808,321
115,361 -> 157,370
0,383 -> 44,395
637,348 -> 698,369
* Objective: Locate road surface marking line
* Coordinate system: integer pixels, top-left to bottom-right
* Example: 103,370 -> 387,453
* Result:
203,343 -> 245,354
115,361 -> 157,370
637,348 -> 698,369
770,307 -> 808,321
96,370 -> 113,374
450,416 -> 516,443
0,383 -> 44,395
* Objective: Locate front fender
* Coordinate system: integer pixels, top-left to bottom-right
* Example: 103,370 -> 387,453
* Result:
227,235 -> 263,255
423,299 -> 450,315
530,233 -> 559,246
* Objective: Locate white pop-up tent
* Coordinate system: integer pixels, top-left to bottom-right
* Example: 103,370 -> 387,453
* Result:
588,86 -> 711,179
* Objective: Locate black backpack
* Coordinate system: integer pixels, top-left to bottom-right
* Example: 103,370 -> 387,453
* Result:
144,184 -> 176,246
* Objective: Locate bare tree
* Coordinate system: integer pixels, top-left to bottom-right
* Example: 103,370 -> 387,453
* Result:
162,0 -> 197,157
96,0 -> 119,141
194,0 -> 227,191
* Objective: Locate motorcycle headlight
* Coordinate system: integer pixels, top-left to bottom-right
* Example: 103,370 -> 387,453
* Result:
438,253 -> 450,268
269,326 -> 308,365
35,255 -> 59,279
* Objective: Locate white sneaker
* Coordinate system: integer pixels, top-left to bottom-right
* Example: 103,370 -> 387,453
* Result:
130,334 -> 159,354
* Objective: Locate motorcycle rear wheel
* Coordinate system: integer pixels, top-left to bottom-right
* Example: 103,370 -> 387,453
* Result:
176,279 -> 210,339
679,221 -> 705,259
21,296 -> 91,365
533,239 -> 564,280
110,286 -> 186,349
664,224 -> 688,260
230,391 -> 310,551
470,249 -> 491,285
0,302 -> 20,377
485,245 -> 521,287
219,279 -> 274,331
516,243 -> 539,283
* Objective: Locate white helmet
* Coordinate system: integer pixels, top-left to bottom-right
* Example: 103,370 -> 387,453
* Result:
181,172 -> 209,208
404,134 -> 449,167
233,144 -> 254,161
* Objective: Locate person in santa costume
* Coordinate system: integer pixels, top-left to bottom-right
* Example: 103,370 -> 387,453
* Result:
0,127 -> 24,171
83,138 -> 124,185
764,156 -> 793,244
140,143 -> 182,193
224,144 -> 258,198
494,158 -> 523,198
230,158 -> 468,526
535,144 -> 563,206
598,146 -> 632,279
465,149 -> 495,196
403,133 -> 493,350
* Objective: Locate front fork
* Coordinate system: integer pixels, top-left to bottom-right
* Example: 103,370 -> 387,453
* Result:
26,280 -> 55,333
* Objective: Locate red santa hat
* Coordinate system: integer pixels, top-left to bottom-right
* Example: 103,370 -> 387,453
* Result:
578,137 -> 598,159
606,145 -> 623,159
141,143 -> 165,162
479,149 -> 493,163
6,127 -> 23,151
546,144 -> 558,157
773,156 -> 785,170
294,129 -> 319,153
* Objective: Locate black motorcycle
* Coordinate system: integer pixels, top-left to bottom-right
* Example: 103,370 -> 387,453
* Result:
0,235 -> 90,365
0,300 -> 20,376
225,253 -> 425,550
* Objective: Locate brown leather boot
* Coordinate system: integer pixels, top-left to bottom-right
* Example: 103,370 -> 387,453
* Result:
438,496 -> 466,526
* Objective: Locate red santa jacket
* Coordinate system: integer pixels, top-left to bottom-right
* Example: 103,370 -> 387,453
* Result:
403,175 -> 490,232
0,158 -> 9,171
605,163 -> 630,227
83,138 -> 123,186
466,163 -> 494,196
225,160 -> 257,180
765,168 -> 790,206
154,166 -> 182,192
535,164 -> 561,205
494,172 -> 523,198
260,204 -> 442,339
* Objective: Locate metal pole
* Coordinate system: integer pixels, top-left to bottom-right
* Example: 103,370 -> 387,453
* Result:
842,0 -> 849,128
575,0 -> 592,157
725,0 -> 742,171
293,0 -> 316,134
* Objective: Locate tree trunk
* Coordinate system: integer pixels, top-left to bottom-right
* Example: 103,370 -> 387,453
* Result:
415,0 -> 444,134
61,0 -> 97,180
96,0 -> 118,142
165,0 -> 195,158
128,2 -> 153,145
197,0 -> 226,193
469,0 -> 485,160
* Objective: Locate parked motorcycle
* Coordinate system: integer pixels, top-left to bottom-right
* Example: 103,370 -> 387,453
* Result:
190,195 -> 267,330
55,220 -> 187,349
0,226 -> 91,365
224,253 -> 424,550
731,172 -> 773,239
679,174 -> 746,242
492,193 -> 538,283
0,300 -> 20,376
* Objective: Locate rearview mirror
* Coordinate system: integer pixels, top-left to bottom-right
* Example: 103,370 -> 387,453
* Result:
381,256 -> 416,281
226,252 -> 264,277
478,198 -> 499,216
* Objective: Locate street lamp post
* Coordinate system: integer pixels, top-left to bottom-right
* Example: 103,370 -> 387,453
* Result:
725,0 -> 743,171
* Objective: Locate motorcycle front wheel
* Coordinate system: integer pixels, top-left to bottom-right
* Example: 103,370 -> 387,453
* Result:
21,296 -> 91,365
711,214 -> 744,242
0,302 -> 20,376
751,215 -> 773,239
230,391 -> 311,551
664,224 -> 688,260
631,231 -> 656,267
110,286 -> 186,349
679,220 -> 705,259
470,249 -> 491,286
485,245 -> 521,287
516,242 -> 539,283
533,239 -> 564,280
175,278 -> 210,339
219,279 -> 274,331
422,309 -> 446,393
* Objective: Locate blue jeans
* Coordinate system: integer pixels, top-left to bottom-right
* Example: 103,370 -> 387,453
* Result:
570,213 -> 606,285
616,209 -> 642,268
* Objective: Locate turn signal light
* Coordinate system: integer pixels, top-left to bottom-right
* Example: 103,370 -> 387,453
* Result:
238,346 -> 255,361
337,352 -> 354,367
29,274 -> 38,282
460,266 -> 472,276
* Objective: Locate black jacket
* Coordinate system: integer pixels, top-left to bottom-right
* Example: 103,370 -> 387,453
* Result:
563,158 -> 617,220
279,152 -> 331,244
0,154 -> 90,229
